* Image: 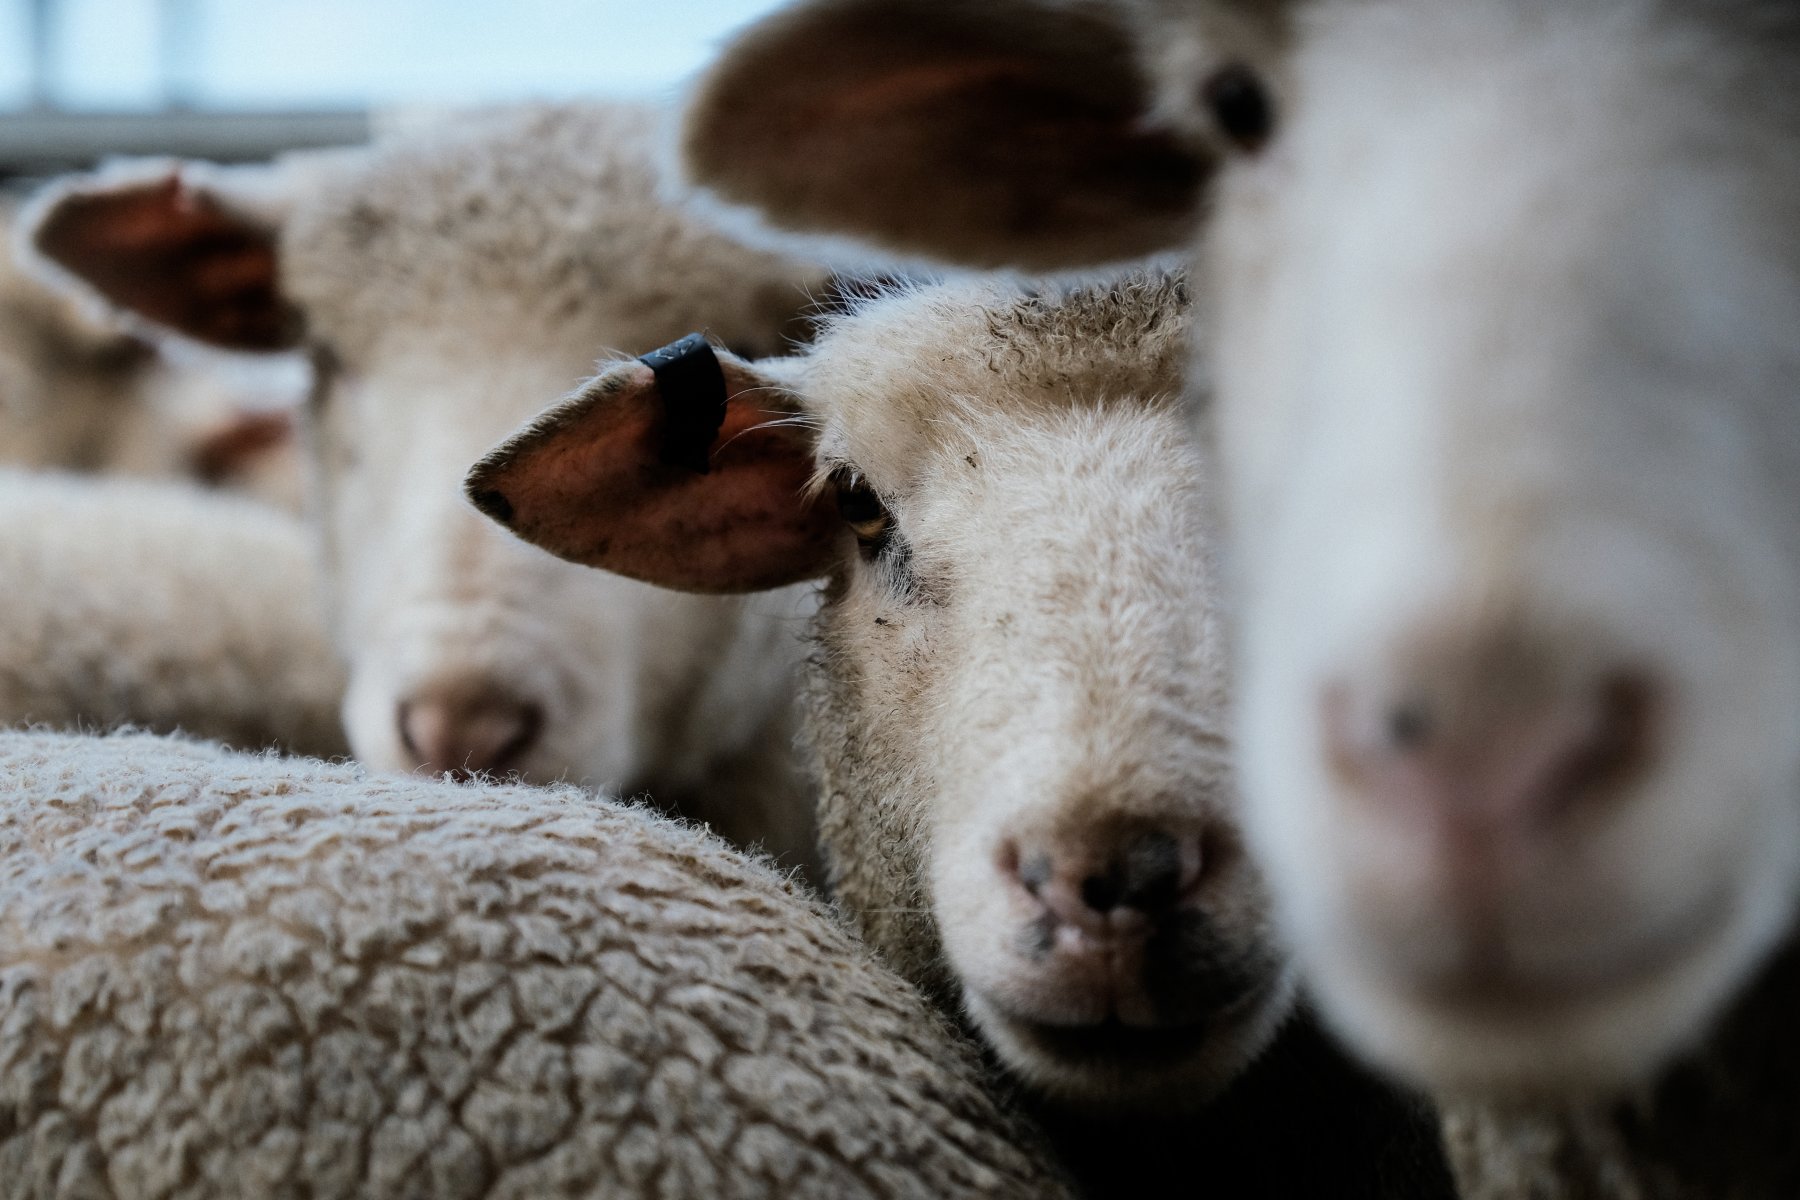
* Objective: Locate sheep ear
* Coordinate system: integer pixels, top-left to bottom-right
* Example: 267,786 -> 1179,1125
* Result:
681,0 -> 1209,271
466,335 -> 836,594
20,162 -> 304,352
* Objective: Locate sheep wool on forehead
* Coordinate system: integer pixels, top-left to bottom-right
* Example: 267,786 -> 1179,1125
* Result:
0,730 -> 1071,1199
280,103 -> 822,357
786,273 -> 1196,504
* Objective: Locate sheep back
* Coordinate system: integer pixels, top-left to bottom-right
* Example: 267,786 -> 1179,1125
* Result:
0,730 -> 1068,1199
0,470 -> 345,758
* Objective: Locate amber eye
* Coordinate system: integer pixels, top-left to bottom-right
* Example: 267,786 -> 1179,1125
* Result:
833,472 -> 893,551
1201,63 -> 1276,153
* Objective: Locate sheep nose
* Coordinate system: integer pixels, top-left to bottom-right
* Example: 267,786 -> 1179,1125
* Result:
1324,665 -> 1657,831
397,691 -> 542,778
1004,827 -> 1204,935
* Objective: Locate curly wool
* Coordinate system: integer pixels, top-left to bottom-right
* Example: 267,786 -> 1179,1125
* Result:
0,729 -> 1069,1199
0,470 -> 345,757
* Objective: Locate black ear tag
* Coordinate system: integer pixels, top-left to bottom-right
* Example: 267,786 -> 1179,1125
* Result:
640,332 -> 728,474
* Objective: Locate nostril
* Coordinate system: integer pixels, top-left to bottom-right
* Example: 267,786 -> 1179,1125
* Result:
1385,699 -> 1434,750
398,702 -> 434,769
1018,851 -> 1054,897
999,839 -> 1056,897
1079,868 -> 1125,914
1325,665 -> 1661,827
1064,831 -> 1201,922
1119,829 -> 1191,911
1533,671 -> 1656,818
492,702 -> 543,766
1003,827 -> 1204,932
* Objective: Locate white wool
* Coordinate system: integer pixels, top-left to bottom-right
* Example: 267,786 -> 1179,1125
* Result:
0,727 -> 1071,1199
0,469 -> 344,757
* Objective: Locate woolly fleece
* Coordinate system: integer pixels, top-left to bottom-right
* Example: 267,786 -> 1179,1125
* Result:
0,470 -> 343,757
0,729 -> 1069,1199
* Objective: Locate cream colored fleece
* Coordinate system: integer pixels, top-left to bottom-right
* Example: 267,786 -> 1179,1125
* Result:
0,729 -> 1069,1199
0,469 -> 345,758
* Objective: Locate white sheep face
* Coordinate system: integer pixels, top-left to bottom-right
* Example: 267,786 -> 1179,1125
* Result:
20,105 -> 829,868
468,277 -> 1298,1109
802,284 -> 1293,1106
307,336 -> 794,803
1192,0 -> 1800,1092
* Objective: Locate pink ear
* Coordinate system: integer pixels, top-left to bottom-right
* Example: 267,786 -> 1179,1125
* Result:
29,171 -> 302,351
466,338 -> 835,594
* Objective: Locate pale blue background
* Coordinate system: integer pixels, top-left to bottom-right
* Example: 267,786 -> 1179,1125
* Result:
0,0 -> 786,110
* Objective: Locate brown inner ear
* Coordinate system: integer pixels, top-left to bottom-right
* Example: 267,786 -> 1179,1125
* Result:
469,362 -> 837,595
33,176 -> 302,351
685,0 -> 1210,270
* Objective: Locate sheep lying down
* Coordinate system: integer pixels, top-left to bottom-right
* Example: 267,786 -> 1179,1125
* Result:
0,469 -> 344,758
0,728 -> 1070,1200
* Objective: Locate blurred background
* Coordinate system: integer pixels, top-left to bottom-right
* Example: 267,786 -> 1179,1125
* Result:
0,0 -> 783,179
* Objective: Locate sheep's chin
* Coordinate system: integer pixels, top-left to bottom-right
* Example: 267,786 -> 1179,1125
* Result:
1310,887 -> 1785,1098
961,971 -> 1298,1111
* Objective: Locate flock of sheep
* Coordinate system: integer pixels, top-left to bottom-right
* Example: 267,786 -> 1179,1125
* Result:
0,0 -> 1793,1196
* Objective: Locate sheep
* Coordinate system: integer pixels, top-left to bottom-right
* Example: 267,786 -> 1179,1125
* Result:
464,275 -> 1455,1198
666,0 -> 1800,1102
0,468 -> 346,758
0,725 -> 1074,1199
19,104 -> 835,874
0,204 -> 306,508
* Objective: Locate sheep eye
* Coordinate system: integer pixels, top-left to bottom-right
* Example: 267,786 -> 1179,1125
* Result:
1201,64 -> 1275,153
832,472 -> 893,554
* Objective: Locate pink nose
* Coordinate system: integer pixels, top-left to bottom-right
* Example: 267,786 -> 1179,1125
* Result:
1324,667 -> 1656,831
398,691 -> 541,778
1002,826 -> 1204,936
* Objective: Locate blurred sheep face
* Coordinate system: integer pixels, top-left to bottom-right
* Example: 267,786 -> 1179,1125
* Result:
19,106 -> 827,842
307,334 -> 772,792
466,282 -> 1297,1109
675,0 -> 1800,1094
1182,2 -> 1800,1091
